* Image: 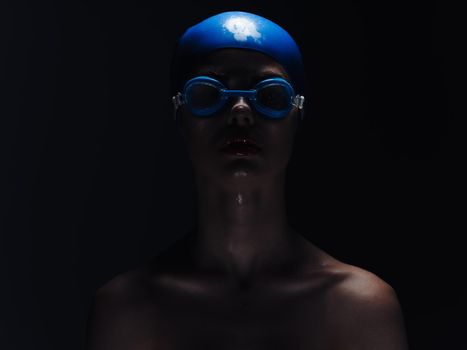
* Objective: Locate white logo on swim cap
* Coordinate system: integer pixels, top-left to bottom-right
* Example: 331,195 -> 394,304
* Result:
223,16 -> 261,42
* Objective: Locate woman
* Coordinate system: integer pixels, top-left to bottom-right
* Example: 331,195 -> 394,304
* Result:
85,11 -> 409,350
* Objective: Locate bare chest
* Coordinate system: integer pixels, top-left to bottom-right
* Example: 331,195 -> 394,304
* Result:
138,285 -> 335,350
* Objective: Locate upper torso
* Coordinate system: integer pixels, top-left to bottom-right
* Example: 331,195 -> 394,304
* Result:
86,233 -> 400,350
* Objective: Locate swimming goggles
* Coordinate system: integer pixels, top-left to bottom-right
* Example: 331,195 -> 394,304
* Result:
172,76 -> 305,119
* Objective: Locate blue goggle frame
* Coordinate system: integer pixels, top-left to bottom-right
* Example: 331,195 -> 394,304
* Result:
172,76 -> 305,120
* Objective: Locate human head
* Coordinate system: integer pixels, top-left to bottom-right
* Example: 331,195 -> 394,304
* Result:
169,11 -> 306,183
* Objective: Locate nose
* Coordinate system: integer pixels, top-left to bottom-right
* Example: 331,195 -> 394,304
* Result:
227,97 -> 254,126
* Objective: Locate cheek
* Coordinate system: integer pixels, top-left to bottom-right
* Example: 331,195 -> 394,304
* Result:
183,119 -> 219,160
265,127 -> 296,165
268,115 -> 297,149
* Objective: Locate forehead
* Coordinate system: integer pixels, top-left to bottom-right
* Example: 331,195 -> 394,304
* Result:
191,48 -> 290,80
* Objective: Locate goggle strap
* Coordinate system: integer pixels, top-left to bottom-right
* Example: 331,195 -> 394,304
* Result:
172,92 -> 185,111
293,95 -> 305,109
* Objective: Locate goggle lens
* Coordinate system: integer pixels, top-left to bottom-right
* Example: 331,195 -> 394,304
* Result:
188,83 -> 221,110
256,84 -> 290,111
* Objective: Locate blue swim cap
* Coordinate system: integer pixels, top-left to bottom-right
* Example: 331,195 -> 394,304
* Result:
170,11 -> 305,96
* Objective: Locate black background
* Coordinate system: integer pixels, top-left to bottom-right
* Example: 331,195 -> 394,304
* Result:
0,1 -> 463,349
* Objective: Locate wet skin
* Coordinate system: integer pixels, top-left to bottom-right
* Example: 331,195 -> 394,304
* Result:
85,49 -> 409,350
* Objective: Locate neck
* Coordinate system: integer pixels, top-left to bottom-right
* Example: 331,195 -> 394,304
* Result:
190,170 -> 302,285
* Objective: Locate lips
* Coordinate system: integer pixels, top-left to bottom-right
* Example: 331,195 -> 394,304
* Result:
220,136 -> 262,155
221,137 -> 261,149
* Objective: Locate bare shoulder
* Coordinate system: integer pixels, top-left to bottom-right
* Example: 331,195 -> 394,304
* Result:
321,259 -> 409,350
89,266 -> 159,322
305,243 -> 399,304
85,268 -> 158,350
328,262 -> 397,304
94,267 -> 153,301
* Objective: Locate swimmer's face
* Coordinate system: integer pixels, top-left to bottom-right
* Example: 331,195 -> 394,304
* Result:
177,48 -> 302,184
